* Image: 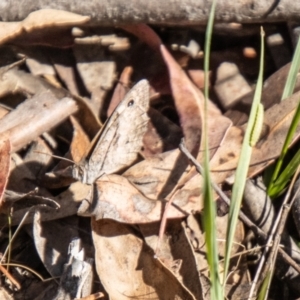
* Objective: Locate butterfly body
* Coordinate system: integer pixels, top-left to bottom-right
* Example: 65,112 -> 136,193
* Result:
71,79 -> 150,184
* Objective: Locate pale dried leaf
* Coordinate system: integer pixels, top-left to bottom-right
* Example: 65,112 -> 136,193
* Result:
73,43 -> 116,114
78,174 -> 187,222
225,62 -> 300,125
139,221 -> 203,298
55,239 -> 93,300
92,219 -> 195,300
0,9 -> 90,45
0,287 -> 13,300
124,149 -> 190,200
69,116 -> 91,163
212,90 -> 300,177
107,66 -> 133,117
32,212 -> 79,277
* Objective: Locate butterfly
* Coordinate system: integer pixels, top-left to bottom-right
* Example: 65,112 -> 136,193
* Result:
62,80 -> 150,184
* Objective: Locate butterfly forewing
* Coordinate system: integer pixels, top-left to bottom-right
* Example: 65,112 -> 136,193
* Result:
83,79 -> 150,184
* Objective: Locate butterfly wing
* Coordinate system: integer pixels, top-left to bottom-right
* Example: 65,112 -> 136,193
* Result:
84,79 -> 150,184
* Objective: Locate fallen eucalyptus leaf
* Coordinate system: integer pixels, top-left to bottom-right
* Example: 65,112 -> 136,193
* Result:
0,9 -> 90,45
91,219 -> 195,300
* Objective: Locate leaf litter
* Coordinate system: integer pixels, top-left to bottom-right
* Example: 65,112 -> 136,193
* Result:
0,9 -> 298,300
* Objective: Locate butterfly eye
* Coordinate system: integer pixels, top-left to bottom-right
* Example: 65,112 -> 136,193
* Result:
128,100 -> 134,107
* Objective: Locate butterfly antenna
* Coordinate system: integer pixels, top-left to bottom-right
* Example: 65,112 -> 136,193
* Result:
33,151 -> 76,165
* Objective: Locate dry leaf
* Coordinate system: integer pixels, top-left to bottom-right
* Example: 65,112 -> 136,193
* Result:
123,24 -> 232,159
55,238 -> 93,299
139,221 -> 204,298
123,90 -> 300,215
160,44 -> 232,160
32,212 -> 79,277
0,9 -> 90,45
43,116 -> 91,189
212,90 -> 300,178
107,66 -> 133,117
69,116 -> 91,164
73,42 -> 116,114
0,287 -> 13,300
0,139 -> 10,207
225,62 -> 300,125
160,44 -> 203,156
187,69 -> 207,90
124,149 -> 190,200
91,219 -> 195,300
52,49 -> 81,96
121,24 -> 162,52
78,174 -> 187,223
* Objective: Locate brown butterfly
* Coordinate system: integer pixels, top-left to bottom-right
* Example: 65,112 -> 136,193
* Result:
62,80 -> 150,184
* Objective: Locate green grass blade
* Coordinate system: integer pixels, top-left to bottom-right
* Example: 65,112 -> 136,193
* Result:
281,35 -> 300,100
267,101 -> 300,196
223,28 -> 265,286
202,0 -> 223,299
269,146 -> 300,198
257,271 -> 272,300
